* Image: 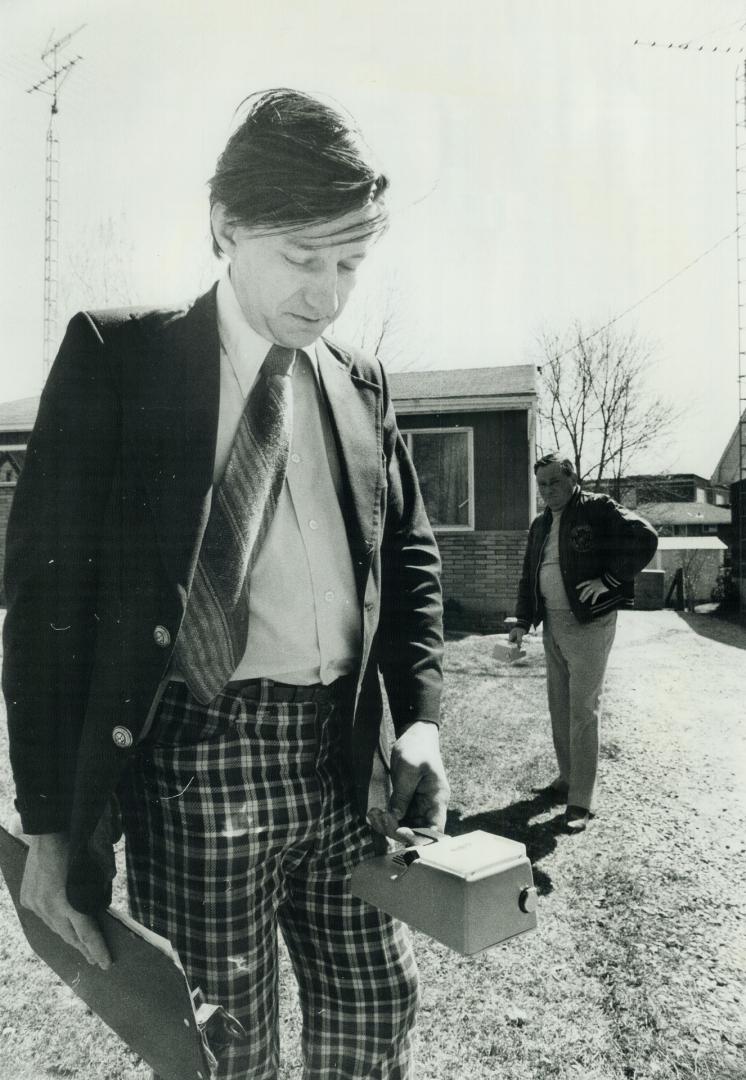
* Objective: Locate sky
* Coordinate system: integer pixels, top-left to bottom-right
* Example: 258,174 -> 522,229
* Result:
1,0 -> 745,477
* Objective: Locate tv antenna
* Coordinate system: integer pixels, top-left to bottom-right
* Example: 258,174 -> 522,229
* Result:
27,25 -> 85,382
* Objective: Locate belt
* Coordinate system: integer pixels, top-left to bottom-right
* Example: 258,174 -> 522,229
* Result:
221,675 -> 354,704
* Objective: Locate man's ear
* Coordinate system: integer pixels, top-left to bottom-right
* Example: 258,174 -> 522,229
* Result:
211,203 -> 237,257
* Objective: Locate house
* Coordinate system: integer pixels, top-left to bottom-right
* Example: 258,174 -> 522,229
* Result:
711,410 -> 746,613
634,502 -> 731,604
0,396 -> 36,598
388,365 -> 537,630
592,474 -> 731,606
594,473 -> 730,509
0,366 -> 539,629
711,409 -> 744,488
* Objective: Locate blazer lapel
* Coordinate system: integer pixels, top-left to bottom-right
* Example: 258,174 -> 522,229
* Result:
124,285 -> 220,593
316,338 -> 383,568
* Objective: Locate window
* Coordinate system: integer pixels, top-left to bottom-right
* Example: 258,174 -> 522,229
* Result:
0,449 -> 24,487
403,427 -> 474,531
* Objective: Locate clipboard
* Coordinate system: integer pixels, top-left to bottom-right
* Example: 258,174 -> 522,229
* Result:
0,825 -> 246,1080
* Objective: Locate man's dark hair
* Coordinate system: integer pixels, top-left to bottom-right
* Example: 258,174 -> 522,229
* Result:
208,88 -> 389,256
534,451 -> 576,477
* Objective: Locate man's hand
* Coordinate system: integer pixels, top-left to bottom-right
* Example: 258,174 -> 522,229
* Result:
576,578 -> 610,604
20,833 -> 111,969
508,627 -> 525,646
367,721 -> 450,846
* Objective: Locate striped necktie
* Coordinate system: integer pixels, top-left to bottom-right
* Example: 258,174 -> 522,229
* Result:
174,344 -> 296,703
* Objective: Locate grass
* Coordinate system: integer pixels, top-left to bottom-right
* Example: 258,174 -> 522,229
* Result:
1,612 -> 745,1079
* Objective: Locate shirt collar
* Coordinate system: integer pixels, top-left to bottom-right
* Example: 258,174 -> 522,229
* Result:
216,269 -> 318,397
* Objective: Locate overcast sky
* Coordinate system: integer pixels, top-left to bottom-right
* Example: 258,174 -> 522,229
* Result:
1,0 -> 745,476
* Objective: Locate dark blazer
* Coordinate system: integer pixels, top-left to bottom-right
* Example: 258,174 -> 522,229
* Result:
2,285 -> 444,914
515,487 -> 658,630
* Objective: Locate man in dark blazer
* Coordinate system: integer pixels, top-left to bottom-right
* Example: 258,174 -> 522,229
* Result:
3,89 -> 448,1079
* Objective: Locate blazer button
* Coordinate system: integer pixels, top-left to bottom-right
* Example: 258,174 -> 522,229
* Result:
153,625 -> 171,648
112,726 -> 133,750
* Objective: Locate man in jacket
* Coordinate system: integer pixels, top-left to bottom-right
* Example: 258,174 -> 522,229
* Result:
509,452 -> 657,831
3,89 -> 449,1079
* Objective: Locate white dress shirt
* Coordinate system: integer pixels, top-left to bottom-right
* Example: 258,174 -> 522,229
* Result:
179,271 -> 361,686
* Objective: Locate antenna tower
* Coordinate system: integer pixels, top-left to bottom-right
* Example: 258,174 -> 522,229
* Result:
636,30 -> 746,616
736,61 -> 746,612
27,26 -> 85,382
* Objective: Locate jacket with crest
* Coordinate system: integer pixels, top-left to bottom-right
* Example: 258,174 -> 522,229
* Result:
515,487 -> 658,630
2,285 -> 444,914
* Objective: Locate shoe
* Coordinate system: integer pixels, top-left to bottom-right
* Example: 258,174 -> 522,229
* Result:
564,805 -> 591,832
531,783 -> 569,804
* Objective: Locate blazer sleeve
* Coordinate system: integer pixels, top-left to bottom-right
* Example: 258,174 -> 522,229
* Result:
375,370 -> 444,736
598,497 -> 659,590
2,312 -> 120,834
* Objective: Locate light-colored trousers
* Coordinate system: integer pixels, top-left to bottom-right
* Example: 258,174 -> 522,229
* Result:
541,610 -> 617,811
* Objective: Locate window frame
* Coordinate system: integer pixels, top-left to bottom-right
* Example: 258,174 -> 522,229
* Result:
0,444 -> 26,488
401,425 -> 475,533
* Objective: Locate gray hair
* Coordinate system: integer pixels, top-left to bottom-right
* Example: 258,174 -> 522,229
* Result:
534,451 -> 576,477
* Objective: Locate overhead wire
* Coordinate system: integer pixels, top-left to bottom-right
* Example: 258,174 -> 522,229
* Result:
553,226 -> 739,361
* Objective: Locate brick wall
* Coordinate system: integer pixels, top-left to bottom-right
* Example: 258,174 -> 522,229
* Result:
436,530 -> 528,632
0,487 -> 15,605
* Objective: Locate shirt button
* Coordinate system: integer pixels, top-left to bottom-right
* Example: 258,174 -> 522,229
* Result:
112,726 -> 133,749
324,590 -> 335,602
309,519 -> 319,530
291,453 -> 301,463
153,625 -> 171,648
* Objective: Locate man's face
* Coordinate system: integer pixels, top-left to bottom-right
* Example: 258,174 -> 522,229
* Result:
536,463 -> 576,512
215,204 -> 379,348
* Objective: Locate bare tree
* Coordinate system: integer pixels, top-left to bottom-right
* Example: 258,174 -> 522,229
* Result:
60,214 -> 137,313
537,322 -> 679,492
335,267 -> 423,371
679,548 -> 711,612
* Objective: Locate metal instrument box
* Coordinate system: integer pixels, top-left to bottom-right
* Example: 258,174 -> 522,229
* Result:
350,830 -> 537,955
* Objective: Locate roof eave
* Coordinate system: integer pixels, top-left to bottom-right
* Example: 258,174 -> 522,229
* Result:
393,393 -> 536,414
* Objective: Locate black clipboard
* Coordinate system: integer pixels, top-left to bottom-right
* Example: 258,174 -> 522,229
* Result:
0,825 -> 246,1080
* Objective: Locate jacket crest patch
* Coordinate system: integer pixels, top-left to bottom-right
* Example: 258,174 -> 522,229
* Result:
569,523 -> 594,552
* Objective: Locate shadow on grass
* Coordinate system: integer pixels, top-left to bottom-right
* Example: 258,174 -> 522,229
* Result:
445,794 -> 566,896
675,610 -> 746,651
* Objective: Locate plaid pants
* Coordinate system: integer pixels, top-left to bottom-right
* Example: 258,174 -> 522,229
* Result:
119,681 -> 418,1080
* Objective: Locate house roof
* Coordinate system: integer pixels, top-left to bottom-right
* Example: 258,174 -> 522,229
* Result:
636,501 -> 731,526
0,396 -> 41,433
389,365 -> 536,406
656,536 -> 727,551
711,409 -> 745,488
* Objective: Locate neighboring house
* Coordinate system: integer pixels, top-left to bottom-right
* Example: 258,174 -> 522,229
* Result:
635,501 -> 731,604
711,409 -> 744,488
0,396 -> 35,602
0,366 -> 538,629
591,474 -> 732,607
635,501 -> 731,541
711,410 -> 746,613
594,473 -> 730,509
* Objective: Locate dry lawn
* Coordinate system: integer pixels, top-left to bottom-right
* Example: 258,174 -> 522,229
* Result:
1,609 -> 745,1079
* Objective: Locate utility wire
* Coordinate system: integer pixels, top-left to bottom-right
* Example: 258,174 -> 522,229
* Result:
554,226 -> 739,361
